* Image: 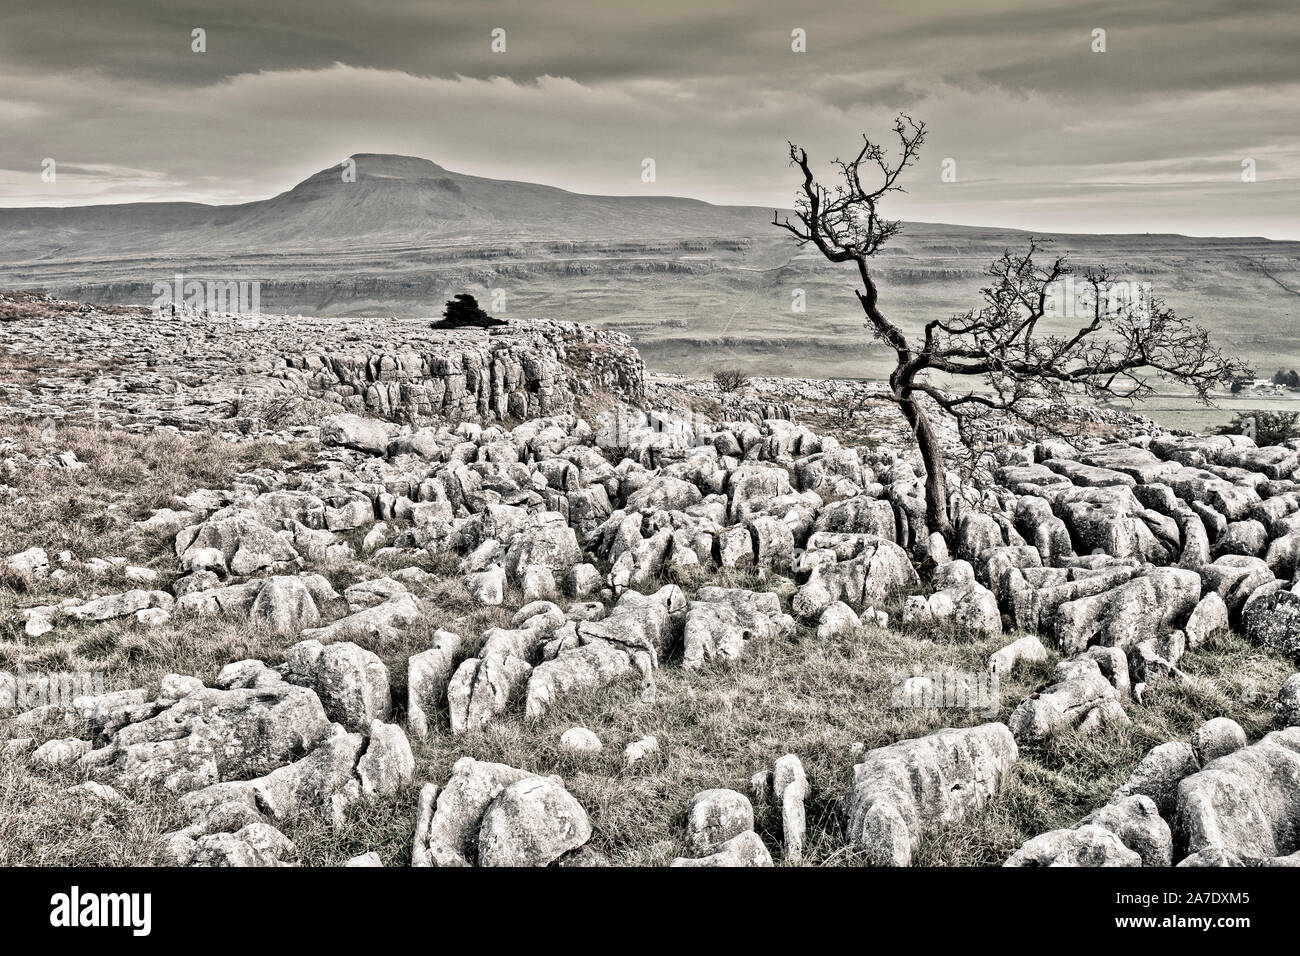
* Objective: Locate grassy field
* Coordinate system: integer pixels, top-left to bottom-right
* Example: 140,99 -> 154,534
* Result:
0,420 -> 1292,866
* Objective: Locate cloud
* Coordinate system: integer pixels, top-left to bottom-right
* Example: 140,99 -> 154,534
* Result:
0,2 -> 1296,236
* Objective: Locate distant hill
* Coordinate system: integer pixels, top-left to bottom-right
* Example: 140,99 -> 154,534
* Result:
0,154 -> 771,259
2,153 -> 1298,426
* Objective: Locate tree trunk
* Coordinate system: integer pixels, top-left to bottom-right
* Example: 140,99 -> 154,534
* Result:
897,390 -> 952,544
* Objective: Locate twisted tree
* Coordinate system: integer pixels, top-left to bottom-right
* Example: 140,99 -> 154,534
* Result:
774,116 -> 1244,543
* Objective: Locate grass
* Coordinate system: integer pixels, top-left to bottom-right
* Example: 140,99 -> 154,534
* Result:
2,581 -> 1289,865
0,414 -> 1294,867
0,416 -> 315,670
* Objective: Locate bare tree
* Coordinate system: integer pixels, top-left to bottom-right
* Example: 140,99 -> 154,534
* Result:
774,116 -> 1244,543
713,368 -> 752,393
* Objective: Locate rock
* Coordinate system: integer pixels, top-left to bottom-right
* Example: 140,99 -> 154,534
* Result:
792,533 -> 918,619
682,586 -> 794,670
476,775 -> 593,867
345,851 -> 383,867
1079,795 -> 1174,866
1199,554 -> 1274,621
186,822 -> 297,867
1244,590 -> 1300,663
124,565 -> 159,584
1009,658 -> 1120,745
1276,674 -> 1300,729
320,413 -> 390,455
1190,717 -> 1247,766
282,639 -> 391,733
842,723 -> 1018,865
816,601 -> 860,641
624,735 -> 659,765
66,588 -> 171,622
1175,727 -> 1300,859
1265,528 -> 1300,579
423,757 -> 536,867
987,636 -> 1048,677
344,576 -> 408,610
1178,846 -> 1300,867
524,585 -> 681,722
448,616 -> 553,734
249,575 -> 321,635
81,682 -> 331,793
1112,741 -> 1201,818
566,563 -> 601,597
1184,592 -> 1229,650
687,788 -> 755,854
773,753 -> 809,862
177,510 -> 301,577
1081,645 -> 1131,698
5,547 -> 49,586
135,606 -> 170,627
244,728 -> 366,826
1054,568 -> 1201,656
524,640 -> 638,724
1213,519 -> 1268,559
357,720 -> 415,797
1005,824 -> 1142,867
670,830 -> 774,867
903,574 -> 1003,636
410,782 -> 439,867
406,629 -> 462,738
31,737 -> 92,768
299,592 -> 422,644
466,564 -> 506,605
158,673 -> 204,702
559,727 -> 603,754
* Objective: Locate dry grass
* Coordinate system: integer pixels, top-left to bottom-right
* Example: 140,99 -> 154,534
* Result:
3,589 -> 1288,866
0,417 -> 315,669
0,415 -> 1294,867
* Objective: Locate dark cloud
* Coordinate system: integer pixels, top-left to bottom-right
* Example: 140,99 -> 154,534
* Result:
0,0 -> 1295,236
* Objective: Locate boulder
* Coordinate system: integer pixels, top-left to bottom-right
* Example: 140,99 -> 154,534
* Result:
1190,717 -> 1247,766
320,413 -> 390,455
987,636 -> 1049,678
842,723 -> 1017,865
406,629 -> 462,738
248,575 -> 322,636
559,727 -> 603,755
1174,727 -> 1300,859
1112,741 -> 1201,818
422,758 -> 536,867
1054,568 -> 1201,656
682,586 -> 794,670
1005,824 -> 1142,867
282,640 -> 391,733
81,682 -> 330,793
1244,590 -> 1300,663
1184,592 -> 1229,650
1009,659 -> 1120,745
1276,674 -> 1300,729
670,830 -> 773,867
686,788 -> 755,853
476,775 -> 592,867
816,601 -> 861,641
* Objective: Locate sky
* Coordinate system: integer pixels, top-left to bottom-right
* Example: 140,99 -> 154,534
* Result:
0,0 -> 1296,237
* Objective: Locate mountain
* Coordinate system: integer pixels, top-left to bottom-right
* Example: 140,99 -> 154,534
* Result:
0,154 -> 771,260
2,153 -> 1299,431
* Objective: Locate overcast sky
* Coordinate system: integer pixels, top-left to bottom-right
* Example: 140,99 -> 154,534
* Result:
1,0 -> 1296,237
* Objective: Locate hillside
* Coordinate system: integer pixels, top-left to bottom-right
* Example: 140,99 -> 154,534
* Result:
2,154 -> 1299,424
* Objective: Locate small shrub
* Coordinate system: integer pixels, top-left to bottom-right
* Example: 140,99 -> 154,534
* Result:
431,293 -> 505,330
1217,410 -> 1300,447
